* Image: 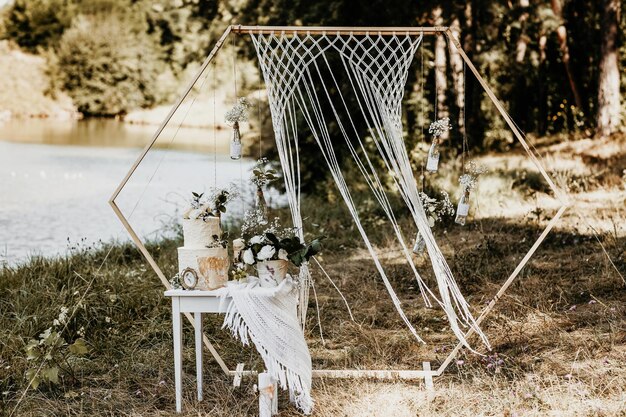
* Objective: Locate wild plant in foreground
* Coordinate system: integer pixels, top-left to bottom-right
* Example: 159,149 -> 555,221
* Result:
24,307 -> 88,389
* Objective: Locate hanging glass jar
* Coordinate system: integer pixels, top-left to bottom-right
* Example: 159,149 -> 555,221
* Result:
425,138 -> 440,172
255,185 -> 268,220
455,189 -> 471,225
412,232 -> 426,254
230,121 -> 242,160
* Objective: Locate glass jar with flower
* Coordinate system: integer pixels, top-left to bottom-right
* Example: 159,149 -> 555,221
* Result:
455,161 -> 487,225
250,157 -> 278,221
426,117 -> 452,172
413,191 -> 454,253
225,98 -> 251,160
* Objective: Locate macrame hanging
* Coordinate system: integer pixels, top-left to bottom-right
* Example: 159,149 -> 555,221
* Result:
251,31 -> 490,350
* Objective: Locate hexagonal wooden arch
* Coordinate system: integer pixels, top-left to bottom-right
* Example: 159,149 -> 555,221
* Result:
109,25 -> 571,384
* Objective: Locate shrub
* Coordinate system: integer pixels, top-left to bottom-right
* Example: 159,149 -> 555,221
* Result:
2,0 -> 73,52
52,14 -> 164,116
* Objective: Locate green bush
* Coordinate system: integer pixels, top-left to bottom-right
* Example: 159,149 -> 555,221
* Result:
2,0 -> 73,52
52,14 -> 164,116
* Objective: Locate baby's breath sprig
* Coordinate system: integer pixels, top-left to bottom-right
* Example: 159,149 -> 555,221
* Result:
225,97 -> 251,126
428,117 -> 452,138
419,191 -> 455,227
459,161 -> 488,192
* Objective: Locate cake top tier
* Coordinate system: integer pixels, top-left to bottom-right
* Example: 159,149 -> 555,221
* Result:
182,216 -> 222,248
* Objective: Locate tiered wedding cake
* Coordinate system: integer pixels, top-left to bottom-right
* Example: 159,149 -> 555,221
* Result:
179,209 -> 229,290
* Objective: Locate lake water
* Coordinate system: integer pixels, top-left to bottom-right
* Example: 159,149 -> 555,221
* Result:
0,119 -> 256,266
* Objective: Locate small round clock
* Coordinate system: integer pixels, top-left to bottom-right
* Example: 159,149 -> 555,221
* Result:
180,267 -> 198,290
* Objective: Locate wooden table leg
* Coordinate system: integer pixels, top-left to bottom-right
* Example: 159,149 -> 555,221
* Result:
194,312 -> 203,401
258,372 -> 272,417
172,297 -> 183,413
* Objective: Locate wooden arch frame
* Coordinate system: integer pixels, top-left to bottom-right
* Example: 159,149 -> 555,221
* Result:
109,25 -> 571,384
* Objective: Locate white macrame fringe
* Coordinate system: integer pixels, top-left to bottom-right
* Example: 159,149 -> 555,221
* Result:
251,32 -> 490,351
220,279 -> 313,414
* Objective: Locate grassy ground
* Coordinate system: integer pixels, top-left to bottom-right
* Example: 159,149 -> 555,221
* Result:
1,135 -> 625,416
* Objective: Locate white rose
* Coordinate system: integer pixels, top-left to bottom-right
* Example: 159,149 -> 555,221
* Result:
278,249 -> 289,261
250,235 -> 264,244
242,249 -> 255,265
257,245 -> 276,261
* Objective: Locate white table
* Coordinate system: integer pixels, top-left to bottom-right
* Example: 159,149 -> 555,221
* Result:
164,289 -> 229,413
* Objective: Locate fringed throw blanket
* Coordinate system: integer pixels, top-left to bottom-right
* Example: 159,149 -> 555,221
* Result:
218,276 -> 313,414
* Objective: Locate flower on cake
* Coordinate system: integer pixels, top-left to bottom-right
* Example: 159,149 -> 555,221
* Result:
184,186 -> 238,221
278,249 -> 289,261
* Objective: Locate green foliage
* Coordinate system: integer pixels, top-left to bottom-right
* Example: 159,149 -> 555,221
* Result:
0,0 -> 220,116
52,15 -> 163,116
2,0 -> 73,51
243,232 -> 324,267
145,0 -> 220,75
24,307 -> 89,390
213,190 -> 230,214
0,0 -> 622,170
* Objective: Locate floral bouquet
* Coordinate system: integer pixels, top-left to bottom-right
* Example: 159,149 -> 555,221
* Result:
459,161 -> 488,193
225,97 -> 251,126
184,186 -> 238,221
456,161 -> 488,225
428,117 -> 452,138
225,98 -> 251,160
426,117 -> 452,172
236,211 -> 323,286
240,232 -> 323,268
414,191 -> 454,253
251,157 -> 278,187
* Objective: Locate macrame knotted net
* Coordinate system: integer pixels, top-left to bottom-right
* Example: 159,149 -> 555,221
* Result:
251,31 -> 490,350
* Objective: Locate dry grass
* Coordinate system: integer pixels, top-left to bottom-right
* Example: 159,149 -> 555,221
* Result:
1,136 -> 625,416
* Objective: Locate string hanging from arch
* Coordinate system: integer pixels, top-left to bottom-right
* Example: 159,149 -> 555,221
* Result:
251,31 -> 490,350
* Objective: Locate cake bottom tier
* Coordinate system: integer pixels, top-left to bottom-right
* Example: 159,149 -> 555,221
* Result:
178,247 -> 229,290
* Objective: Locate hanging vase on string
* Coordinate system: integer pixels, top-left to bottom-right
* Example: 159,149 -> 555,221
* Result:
230,121 -> 242,160
426,139 -> 440,172
412,191 -> 454,254
455,188 -> 471,225
413,232 -> 426,254
250,157 -> 277,223
225,97 -> 250,160
255,185 -> 268,221
455,161 -> 487,226
425,117 -> 452,173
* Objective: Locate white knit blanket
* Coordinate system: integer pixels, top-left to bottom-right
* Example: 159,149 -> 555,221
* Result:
218,276 -> 313,414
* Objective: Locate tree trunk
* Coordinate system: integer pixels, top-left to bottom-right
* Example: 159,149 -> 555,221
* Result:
448,18 -> 465,133
551,0 -> 583,109
433,6 -> 449,140
597,0 -> 621,137
516,0 -> 530,63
